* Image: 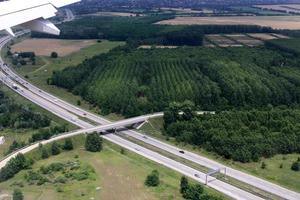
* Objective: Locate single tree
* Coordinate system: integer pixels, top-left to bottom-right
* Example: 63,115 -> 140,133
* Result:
63,138 -> 74,151
145,170 -> 160,187
51,142 -> 60,155
13,189 -> 23,200
291,161 -> 300,171
51,52 -> 58,58
85,132 -> 102,152
41,148 -> 49,159
180,176 -> 189,194
261,162 -> 267,169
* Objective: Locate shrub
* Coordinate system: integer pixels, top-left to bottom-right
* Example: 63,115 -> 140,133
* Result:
13,189 -> 23,200
85,132 -> 102,152
51,142 -> 61,155
145,170 -> 160,187
51,52 -> 58,58
63,139 -> 74,151
291,162 -> 300,171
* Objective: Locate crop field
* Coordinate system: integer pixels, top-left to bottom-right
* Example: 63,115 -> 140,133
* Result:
254,4 -> 300,14
11,39 -> 97,57
204,33 -> 286,47
157,16 -> 300,30
206,34 -> 242,47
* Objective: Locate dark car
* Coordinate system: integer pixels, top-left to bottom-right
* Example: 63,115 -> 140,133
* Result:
179,150 -> 185,154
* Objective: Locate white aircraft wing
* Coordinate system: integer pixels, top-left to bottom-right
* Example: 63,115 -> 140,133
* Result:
0,0 -> 79,36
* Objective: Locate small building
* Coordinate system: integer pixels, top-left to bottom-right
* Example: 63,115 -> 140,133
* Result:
0,136 -> 5,145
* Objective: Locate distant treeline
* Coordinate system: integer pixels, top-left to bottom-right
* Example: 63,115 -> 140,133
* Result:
163,102 -> 300,162
32,16 -> 273,46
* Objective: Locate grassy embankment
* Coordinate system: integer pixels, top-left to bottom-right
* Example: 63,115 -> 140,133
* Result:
0,135 -> 230,200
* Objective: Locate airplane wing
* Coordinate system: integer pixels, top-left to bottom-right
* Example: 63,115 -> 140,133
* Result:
0,0 -> 80,36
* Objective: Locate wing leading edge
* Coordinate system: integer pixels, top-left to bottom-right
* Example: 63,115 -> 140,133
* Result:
0,0 -> 80,36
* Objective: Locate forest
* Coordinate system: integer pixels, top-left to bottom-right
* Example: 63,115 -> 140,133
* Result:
0,91 -> 50,129
32,16 -> 272,46
51,44 -> 300,117
163,102 -> 300,162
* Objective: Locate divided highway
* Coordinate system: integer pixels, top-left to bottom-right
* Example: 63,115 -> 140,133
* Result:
0,33 -> 299,199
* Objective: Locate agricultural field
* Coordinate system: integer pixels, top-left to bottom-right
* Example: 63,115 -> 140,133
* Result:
204,33 -> 287,47
157,16 -> 300,30
0,136 -> 228,200
254,4 -> 300,14
11,39 -> 97,57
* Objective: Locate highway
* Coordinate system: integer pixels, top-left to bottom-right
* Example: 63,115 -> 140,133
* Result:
0,32 -> 299,199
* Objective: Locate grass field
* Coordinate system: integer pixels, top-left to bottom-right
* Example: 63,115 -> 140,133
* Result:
0,136 -> 229,200
11,39 -> 97,57
5,39 -> 125,114
157,16 -> 300,30
140,118 -> 300,193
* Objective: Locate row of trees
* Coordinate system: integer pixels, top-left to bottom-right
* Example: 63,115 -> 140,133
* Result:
164,102 -> 300,162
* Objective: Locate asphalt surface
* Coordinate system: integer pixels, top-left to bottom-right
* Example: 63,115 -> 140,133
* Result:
0,32 -> 299,199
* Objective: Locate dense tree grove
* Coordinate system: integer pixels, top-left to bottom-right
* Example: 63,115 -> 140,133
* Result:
52,45 -> 300,117
164,103 -> 300,162
13,189 -> 24,200
0,91 -> 50,129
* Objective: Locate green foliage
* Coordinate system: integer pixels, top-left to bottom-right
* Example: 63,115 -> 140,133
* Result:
6,140 -> 26,155
145,170 -> 160,187
51,52 -> 58,58
30,125 -> 68,142
182,184 -> 204,200
63,138 -> 74,151
51,142 -> 61,155
51,45 -> 300,117
0,154 -> 31,182
13,188 -> 23,200
180,176 -> 189,194
41,147 -> 49,159
165,107 -> 300,162
291,161 -> 300,171
261,162 -> 267,169
85,133 -> 103,152
0,91 -> 50,129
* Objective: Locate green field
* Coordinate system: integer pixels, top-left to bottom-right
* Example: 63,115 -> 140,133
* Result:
0,136 -> 229,200
140,118 -> 300,193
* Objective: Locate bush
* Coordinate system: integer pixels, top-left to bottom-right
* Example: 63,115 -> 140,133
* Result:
13,189 -> 23,200
85,132 -> 102,152
182,184 -> 204,200
41,148 -> 49,159
51,52 -> 58,58
51,142 -> 61,155
291,162 -> 300,171
180,176 -> 189,194
63,139 -> 74,151
145,170 -> 160,187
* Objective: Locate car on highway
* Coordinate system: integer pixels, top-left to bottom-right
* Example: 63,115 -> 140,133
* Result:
194,174 -> 200,178
179,150 -> 185,154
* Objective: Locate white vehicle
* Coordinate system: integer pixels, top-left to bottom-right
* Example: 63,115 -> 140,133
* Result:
0,0 -> 80,36
12,83 -> 18,89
